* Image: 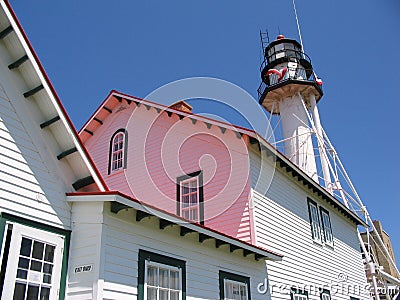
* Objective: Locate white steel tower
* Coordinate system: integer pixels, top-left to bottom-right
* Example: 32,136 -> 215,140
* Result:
258,35 -> 328,185
258,34 -> 400,300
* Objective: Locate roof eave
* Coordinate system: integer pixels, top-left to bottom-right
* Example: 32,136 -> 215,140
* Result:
250,133 -> 367,227
66,191 -> 283,262
1,0 -> 108,192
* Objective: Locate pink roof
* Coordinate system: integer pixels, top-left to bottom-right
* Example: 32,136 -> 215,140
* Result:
79,90 -> 366,226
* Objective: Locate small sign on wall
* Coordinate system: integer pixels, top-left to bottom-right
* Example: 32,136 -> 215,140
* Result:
74,264 -> 93,274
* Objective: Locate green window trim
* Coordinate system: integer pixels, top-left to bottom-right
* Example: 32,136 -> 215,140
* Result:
138,249 -> 186,300
219,270 -> 251,300
0,213 -> 70,300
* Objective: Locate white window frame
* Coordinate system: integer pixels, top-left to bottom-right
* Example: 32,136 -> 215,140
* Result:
180,176 -> 200,223
143,260 -> 182,300
223,278 -> 249,300
111,132 -> 125,172
1,223 -> 64,300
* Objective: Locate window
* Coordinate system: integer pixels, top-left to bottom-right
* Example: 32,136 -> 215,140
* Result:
307,198 -> 334,246
307,199 -> 322,242
219,270 -> 250,300
176,171 -> 204,224
108,129 -> 128,174
320,208 -> 333,245
291,288 -> 308,300
0,222 -> 65,300
320,289 -> 331,300
138,250 -> 186,300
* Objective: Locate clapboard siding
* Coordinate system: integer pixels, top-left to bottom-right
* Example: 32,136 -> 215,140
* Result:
84,101 -> 254,242
0,43 -> 74,228
100,202 -> 269,300
67,200 -> 271,299
67,202 -> 104,299
249,148 -> 369,300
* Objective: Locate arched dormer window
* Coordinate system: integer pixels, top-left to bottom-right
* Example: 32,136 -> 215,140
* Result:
108,129 -> 128,174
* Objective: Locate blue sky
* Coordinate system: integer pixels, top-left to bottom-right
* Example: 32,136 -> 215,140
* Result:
11,1 -> 400,266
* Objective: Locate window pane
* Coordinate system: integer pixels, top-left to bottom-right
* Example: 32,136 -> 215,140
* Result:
159,268 -> 169,288
232,283 -> 240,298
225,281 -> 234,299
40,287 -> 50,300
13,282 -> 26,300
44,245 -> 55,262
310,205 -> 321,240
240,285 -> 247,299
20,237 -> 32,256
30,260 -> 42,272
147,287 -> 157,300
170,291 -> 180,300
224,280 -> 248,300
159,289 -> 168,299
190,193 -> 197,205
18,257 -> 29,269
182,185 -> 189,195
27,285 -> 40,299
322,212 -> 333,243
182,195 -> 189,207
170,270 -> 179,289
182,210 -> 190,219
147,266 -> 157,286
43,274 -> 52,284
32,241 -> 44,260
43,263 -> 53,274
17,268 -> 28,279
190,208 -> 198,222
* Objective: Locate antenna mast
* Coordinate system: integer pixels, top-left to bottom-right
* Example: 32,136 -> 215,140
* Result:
292,0 -> 305,53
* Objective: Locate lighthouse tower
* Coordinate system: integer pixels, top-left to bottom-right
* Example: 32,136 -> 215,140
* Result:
258,35 -> 329,185
258,34 -> 400,295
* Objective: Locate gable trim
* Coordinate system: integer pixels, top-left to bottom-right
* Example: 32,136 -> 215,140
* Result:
1,0 -> 108,192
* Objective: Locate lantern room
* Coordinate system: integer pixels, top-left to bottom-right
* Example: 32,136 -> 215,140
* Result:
258,34 -> 323,113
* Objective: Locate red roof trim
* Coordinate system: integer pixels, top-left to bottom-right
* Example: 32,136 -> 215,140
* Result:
79,89 -> 257,136
66,190 -> 283,258
3,0 -> 109,191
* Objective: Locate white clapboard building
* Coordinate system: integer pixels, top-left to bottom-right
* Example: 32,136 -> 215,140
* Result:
0,1 -> 281,299
0,1 -> 374,299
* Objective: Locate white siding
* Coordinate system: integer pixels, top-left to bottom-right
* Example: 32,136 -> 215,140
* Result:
67,202 -> 104,299
0,39 -> 72,228
68,201 -> 273,300
249,147 -> 370,300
